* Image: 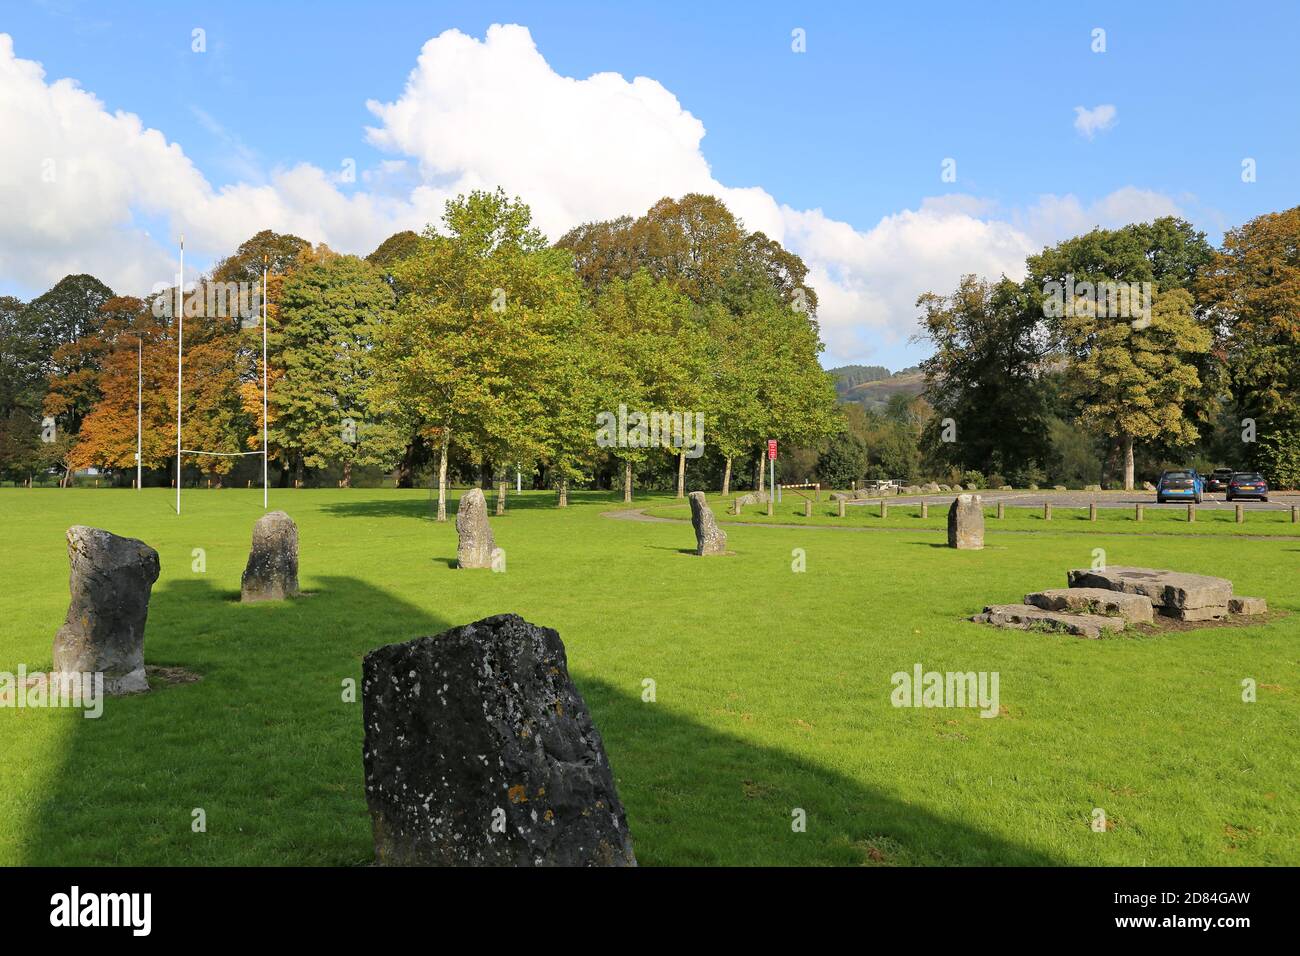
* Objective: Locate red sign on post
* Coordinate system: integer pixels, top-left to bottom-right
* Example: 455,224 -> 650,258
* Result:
767,439 -> 778,461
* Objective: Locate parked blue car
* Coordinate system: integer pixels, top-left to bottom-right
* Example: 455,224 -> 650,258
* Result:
1156,469 -> 1203,504
1226,472 -> 1269,502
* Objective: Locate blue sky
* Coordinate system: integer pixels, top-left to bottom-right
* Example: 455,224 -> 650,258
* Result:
3,1 -> 1297,368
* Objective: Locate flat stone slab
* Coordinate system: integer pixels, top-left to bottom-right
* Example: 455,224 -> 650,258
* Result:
1229,596 -> 1268,615
1169,605 -> 1229,622
1024,587 -> 1154,624
972,604 -> 1126,639
1066,566 -> 1232,610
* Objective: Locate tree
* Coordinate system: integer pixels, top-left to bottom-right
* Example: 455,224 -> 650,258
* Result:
1029,218 -> 1216,488
1197,206 -> 1300,484
272,254 -> 406,487
914,275 -> 1053,478
372,188 -> 581,519
1058,288 -> 1210,488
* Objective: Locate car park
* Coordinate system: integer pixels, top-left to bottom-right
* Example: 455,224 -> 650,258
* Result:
1205,468 -> 1235,493
1226,472 -> 1269,501
1156,469 -> 1202,504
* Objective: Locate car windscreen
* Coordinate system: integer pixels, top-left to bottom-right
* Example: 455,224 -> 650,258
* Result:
1163,472 -> 1192,480
1233,473 -> 1263,481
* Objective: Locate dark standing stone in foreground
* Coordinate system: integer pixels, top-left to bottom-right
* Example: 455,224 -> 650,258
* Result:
240,511 -> 300,602
947,494 -> 984,549
455,487 -> 496,568
52,526 -> 160,695
361,614 -> 636,867
688,491 -> 727,555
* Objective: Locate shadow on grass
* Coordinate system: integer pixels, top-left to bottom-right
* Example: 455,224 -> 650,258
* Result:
24,574 -> 1060,866
320,489 -> 624,522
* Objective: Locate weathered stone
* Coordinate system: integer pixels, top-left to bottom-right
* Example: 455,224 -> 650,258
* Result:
1084,484 -> 1102,492
240,511 -> 300,601
921,482 -> 941,494
688,491 -> 727,555
361,613 -> 636,867
1053,485 -> 1067,491
1066,566 -> 1232,610
1143,481 -> 1157,491
830,492 -> 851,502
972,604 -> 1125,639
455,488 -> 496,568
52,526 -> 160,695
1024,587 -> 1154,624
947,494 -> 984,550
1229,596 -> 1267,615
1169,605 -> 1229,622
999,485 -> 1013,491
938,484 -> 951,492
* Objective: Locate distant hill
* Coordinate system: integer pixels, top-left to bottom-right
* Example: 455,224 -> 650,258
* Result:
827,365 -> 926,412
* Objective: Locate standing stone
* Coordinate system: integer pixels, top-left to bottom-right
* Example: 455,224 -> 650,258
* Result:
52,526 -> 160,695
361,614 -> 636,867
455,488 -> 496,569
241,511 -> 300,602
688,491 -> 728,555
947,494 -> 984,549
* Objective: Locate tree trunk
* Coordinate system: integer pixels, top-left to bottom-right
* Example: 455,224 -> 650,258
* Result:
676,452 -> 686,498
342,460 -> 352,489
436,430 -> 449,522
294,454 -> 305,488
1122,434 -> 1135,491
623,460 -> 632,504
722,456 -> 732,496
558,477 -> 568,508
496,480 -> 506,516
756,450 -> 765,494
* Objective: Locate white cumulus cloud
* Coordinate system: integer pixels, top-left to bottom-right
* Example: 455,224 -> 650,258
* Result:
0,27 -> 1181,365
1073,104 -> 1117,139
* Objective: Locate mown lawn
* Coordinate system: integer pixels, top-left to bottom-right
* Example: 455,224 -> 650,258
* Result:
0,487 -> 1295,866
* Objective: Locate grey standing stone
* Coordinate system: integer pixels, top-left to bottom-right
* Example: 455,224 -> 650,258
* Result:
240,511 -> 300,602
52,526 -> 160,695
947,494 -> 984,549
455,487 -> 496,569
361,613 -> 636,867
688,491 -> 728,555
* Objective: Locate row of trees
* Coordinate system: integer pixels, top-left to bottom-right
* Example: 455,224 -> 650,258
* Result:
893,210 -> 1300,490
0,191 -> 840,512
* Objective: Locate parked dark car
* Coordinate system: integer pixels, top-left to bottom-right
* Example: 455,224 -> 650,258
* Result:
1156,469 -> 1202,504
1205,468 -> 1235,493
1226,472 -> 1269,501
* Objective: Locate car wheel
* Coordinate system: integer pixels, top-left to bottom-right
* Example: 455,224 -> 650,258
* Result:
1262,496 -> 1269,502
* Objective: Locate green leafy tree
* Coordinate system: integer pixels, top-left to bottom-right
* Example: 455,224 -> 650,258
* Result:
273,254 -> 405,487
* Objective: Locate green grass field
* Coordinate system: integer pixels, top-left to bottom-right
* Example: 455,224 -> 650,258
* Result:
1,487 -> 1296,866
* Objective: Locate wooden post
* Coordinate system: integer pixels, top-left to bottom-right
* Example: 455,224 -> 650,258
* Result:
996,501 -> 1005,519
1187,503 -> 1196,522
1135,503 -> 1144,522
815,483 -> 821,501
1235,504 -> 1244,524
921,501 -> 929,519
880,500 -> 888,519
804,499 -> 812,518
1089,501 -> 1097,521
734,497 -> 743,516
766,496 -> 773,517
1044,502 -> 1052,521
1292,505 -> 1298,524
837,498 -> 845,518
